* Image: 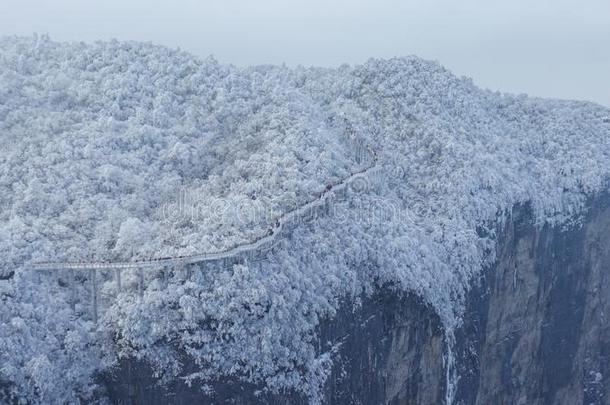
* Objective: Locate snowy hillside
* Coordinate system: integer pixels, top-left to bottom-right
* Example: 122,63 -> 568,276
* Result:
1,36 -> 610,403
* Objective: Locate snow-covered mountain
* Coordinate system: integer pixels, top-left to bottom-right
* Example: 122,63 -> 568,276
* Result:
1,36 -> 609,404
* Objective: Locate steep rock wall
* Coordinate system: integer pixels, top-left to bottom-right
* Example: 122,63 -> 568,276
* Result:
455,194 -> 610,405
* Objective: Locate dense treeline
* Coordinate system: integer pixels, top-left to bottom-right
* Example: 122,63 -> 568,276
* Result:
1,36 -> 609,403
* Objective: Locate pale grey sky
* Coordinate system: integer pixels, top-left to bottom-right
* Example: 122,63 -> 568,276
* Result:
1,0 -> 609,106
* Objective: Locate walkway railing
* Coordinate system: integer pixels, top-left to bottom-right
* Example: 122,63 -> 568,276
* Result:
29,133 -> 379,324
32,143 -> 378,271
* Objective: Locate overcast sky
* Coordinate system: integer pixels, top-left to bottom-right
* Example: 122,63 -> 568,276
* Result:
1,0 -> 609,106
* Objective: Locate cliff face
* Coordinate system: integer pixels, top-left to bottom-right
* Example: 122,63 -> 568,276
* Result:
104,193 -> 610,404
315,291 -> 447,405
454,194 -> 610,405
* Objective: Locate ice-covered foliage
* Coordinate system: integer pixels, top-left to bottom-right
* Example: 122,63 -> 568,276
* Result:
1,35 -> 610,403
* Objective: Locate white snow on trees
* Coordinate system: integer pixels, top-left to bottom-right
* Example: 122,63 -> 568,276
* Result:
1,36 -> 609,403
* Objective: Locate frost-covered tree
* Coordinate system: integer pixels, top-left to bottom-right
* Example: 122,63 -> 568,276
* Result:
1,36 -> 609,403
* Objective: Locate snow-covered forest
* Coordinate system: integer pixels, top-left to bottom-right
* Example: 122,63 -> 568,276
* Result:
1,35 -> 610,403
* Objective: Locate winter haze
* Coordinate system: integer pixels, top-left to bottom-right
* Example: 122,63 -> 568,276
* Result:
1,0 -> 609,107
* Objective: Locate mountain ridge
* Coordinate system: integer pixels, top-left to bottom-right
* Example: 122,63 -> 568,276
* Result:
1,36 -> 609,403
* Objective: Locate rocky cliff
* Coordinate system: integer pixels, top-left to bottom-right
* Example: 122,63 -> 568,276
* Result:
102,192 -> 610,405
454,193 -> 610,405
